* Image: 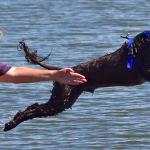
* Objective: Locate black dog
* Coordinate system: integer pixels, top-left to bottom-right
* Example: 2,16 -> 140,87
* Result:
4,31 -> 150,131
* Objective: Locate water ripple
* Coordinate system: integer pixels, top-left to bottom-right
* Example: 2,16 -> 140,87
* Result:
0,0 -> 150,149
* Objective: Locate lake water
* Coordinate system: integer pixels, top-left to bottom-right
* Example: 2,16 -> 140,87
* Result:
0,0 -> 150,149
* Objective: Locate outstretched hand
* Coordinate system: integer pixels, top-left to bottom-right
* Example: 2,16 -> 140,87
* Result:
54,68 -> 87,85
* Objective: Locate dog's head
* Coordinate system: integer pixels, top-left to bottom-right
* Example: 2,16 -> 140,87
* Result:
126,31 -> 150,81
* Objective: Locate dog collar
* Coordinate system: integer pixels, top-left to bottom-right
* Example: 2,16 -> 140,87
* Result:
127,38 -> 135,70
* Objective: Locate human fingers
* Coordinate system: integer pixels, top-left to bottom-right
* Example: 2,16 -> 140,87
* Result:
62,68 -> 87,84
65,68 -> 75,73
64,67 -> 87,80
66,79 -> 86,85
70,72 -> 87,81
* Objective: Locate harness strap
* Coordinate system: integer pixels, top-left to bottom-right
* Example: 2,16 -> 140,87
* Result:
126,31 -> 150,81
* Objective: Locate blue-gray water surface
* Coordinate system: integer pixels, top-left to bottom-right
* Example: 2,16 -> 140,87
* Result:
0,0 -> 150,149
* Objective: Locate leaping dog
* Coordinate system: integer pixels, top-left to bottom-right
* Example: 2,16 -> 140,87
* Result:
4,31 -> 150,131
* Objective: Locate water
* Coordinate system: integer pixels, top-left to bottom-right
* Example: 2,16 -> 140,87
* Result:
0,0 -> 150,149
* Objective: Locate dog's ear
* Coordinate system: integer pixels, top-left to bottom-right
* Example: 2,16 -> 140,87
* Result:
139,41 -> 150,81
136,40 -> 150,81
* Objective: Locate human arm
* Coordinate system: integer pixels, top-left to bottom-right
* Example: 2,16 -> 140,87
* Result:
0,66 -> 87,85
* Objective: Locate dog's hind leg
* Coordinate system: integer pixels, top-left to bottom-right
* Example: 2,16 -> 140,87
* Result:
3,83 -> 84,131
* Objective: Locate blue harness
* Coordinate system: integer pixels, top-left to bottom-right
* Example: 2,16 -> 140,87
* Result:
127,31 -> 150,70
125,30 -> 150,81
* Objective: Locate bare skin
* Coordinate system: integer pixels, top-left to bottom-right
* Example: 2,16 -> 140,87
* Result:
0,66 -> 87,85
